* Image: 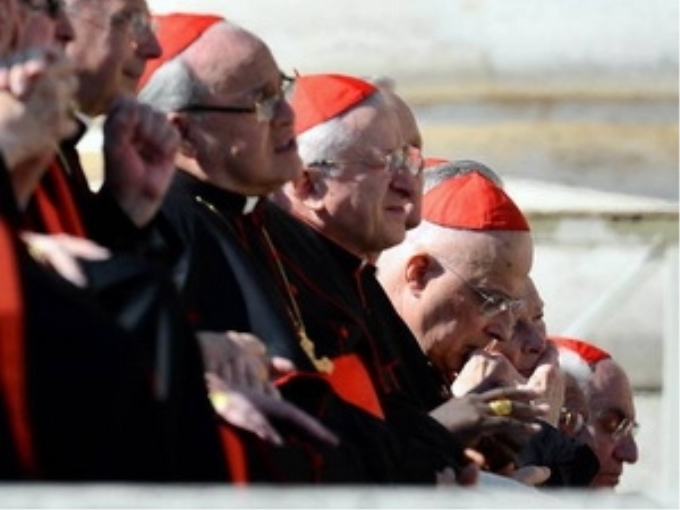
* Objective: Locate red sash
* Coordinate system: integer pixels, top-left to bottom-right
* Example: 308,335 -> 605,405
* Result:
0,220 -> 37,475
323,353 -> 384,420
31,160 -> 86,237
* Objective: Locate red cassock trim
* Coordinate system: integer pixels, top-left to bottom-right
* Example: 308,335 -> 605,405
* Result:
0,220 -> 37,475
33,161 -> 86,237
323,353 -> 385,420
218,424 -> 249,484
277,353 -> 385,421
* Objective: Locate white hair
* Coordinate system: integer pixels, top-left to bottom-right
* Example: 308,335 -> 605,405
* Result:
296,91 -> 387,176
424,159 -> 504,193
558,348 -> 596,394
138,58 -> 212,113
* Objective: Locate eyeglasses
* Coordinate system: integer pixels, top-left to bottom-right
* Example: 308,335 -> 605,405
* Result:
178,73 -> 295,123
109,10 -> 157,41
436,258 -> 524,318
307,146 -> 424,178
559,407 -> 586,436
63,5 -> 156,43
21,0 -> 62,19
593,408 -> 639,442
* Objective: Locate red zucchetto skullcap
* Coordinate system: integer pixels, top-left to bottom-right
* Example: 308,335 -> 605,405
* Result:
291,73 -> 378,135
137,12 -> 224,91
422,172 -> 529,231
552,336 -> 611,382
552,336 -> 611,365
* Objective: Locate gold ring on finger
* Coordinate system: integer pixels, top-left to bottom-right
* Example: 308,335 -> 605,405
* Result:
489,398 -> 513,417
208,390 -> 231,412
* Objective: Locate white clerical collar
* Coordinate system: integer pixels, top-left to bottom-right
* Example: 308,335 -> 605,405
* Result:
74,111 -> 95,129
242,196 -> 260,214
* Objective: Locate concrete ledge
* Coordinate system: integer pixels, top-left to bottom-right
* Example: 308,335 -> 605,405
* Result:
0,484 -> 674,509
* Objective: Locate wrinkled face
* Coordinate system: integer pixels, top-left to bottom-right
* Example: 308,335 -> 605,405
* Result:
17,0 -> 75,49
578,359 -> 639,488
185,27 -> 300,196
386,91 -> 423,229
413,229 -> 533,380
492,277 -> 547,377
63,0 -> 160,115
316,101 -> 420,256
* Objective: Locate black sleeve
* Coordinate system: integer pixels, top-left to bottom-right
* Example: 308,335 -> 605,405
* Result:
86,187 -> 183,269
0,152 -> 21,224
517,420 -> 601,487
77,254 -> 229,481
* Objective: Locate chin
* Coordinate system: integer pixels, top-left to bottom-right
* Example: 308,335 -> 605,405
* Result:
377,236 -> 404,255
591,475 -> 620,488
276,155 -> 303,175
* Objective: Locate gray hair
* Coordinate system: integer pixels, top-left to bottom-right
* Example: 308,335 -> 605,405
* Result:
138,58 -> 212,113
296,91 -> 387,177
364,75 -> 397,92
423,159 -> 504,193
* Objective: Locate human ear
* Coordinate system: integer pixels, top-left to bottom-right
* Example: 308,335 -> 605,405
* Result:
295,168 -> 327,211
167,113 -> 196,158
404,253 -> 434,296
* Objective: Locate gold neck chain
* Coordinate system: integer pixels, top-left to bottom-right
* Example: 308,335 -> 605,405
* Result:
195,195 -> 334,374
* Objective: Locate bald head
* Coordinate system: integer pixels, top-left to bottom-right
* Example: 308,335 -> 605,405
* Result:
377,219 -> 533,378
558,347 -> 639,489
179,22 -> 273,97
139,21 -> 274,111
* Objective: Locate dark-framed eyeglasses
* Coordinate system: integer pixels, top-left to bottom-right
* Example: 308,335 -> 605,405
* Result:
21,0 -> 62,19
436,258 -> 524,318
177,73 -> 295,123
308,145 -> 424,178
593,408 -> 639,442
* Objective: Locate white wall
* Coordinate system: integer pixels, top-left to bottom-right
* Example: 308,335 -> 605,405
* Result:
148,0 -> 679,83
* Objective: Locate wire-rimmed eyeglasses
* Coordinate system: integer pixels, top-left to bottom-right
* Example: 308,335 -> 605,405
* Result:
307,146 -> 424,178
177,73 -> 295,123
110,9 -> 157,40
593,408 -> 639,442
60,3 -> 157,41
436,257 -> 524,318
559,407 -> 639,442
558,406 -> 586,437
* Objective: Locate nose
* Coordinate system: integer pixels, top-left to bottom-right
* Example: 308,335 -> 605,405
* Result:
614,433 -> 639,464
56,8 -> 75,44
273,97 -> 295,125
486,311 -> 516,343
520,324 -> 546,355
390,162 -> 420,200
136,25 -> 161,60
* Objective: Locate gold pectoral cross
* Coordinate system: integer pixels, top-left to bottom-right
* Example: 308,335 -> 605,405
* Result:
298,328 -> 334,374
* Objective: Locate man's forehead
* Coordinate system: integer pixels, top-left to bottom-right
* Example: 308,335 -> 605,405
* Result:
446,229 -> 532,260
340,103 -> 400,146
183,25 -> 274,92
590,360 -> 635,409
